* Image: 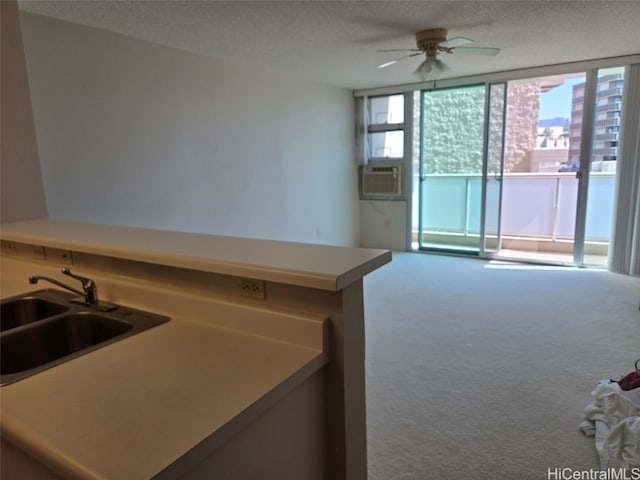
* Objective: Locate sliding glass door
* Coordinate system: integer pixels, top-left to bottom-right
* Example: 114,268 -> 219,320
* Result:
415,66 -> 626,266
417,85 -> 486,253
582,66 -> 626,266
496,73 -> 587,264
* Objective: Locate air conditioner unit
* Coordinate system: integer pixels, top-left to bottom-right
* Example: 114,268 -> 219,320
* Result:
362,164 -> 402,196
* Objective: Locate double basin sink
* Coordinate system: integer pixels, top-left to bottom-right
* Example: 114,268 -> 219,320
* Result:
1,289 -> 170,385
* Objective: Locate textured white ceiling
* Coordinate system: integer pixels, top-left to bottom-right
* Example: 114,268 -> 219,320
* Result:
17,0 -> 640,90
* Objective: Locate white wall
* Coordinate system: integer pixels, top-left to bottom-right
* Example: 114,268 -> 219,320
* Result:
19,12 -> 359,246
359,200 -> 407,251
1,1 -> 47,222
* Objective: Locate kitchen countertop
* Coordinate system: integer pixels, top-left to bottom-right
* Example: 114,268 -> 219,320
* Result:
0,219 -> 391,291
1,298 -> 328,479
0,219 -> 389,479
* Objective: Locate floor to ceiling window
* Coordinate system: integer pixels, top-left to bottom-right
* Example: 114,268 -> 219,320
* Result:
410,65 -> 629,267
356,56 -> 639,271
583,67 -> 626,266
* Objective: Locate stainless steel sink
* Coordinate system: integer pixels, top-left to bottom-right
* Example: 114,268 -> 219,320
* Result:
1,296 -> 69,332
0,289 -> 170,385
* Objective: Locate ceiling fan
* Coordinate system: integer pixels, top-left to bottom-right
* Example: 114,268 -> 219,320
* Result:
376,28 -> 500,78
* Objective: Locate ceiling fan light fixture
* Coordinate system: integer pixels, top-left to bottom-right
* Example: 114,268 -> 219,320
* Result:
415,58 -> 434,78
376,27 -> 500,77
434,58 -> 450,71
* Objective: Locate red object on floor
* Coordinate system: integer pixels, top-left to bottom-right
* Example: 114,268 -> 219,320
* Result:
618,371 -> 640,391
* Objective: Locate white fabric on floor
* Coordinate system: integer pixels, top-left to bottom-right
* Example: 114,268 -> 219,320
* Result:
580,382 -> 640,469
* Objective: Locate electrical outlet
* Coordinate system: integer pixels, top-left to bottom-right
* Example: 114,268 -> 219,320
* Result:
45,248 -> 73,264
236,278 -> 266,299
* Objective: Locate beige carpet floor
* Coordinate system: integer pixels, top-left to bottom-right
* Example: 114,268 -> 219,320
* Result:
364,252 -> 640,479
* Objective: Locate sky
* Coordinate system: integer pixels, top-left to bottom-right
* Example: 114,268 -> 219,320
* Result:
538,77 -> 585,120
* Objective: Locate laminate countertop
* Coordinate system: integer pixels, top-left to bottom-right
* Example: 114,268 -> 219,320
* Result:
0,219 -> 389,478
0,287 -> 328,479
0,219 -> 391,291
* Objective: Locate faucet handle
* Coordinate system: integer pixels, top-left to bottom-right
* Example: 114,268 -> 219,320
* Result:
61,268 -> 97,304
61,267 -> 92,287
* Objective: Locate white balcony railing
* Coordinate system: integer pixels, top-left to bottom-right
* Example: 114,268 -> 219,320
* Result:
412,172 -> 616,243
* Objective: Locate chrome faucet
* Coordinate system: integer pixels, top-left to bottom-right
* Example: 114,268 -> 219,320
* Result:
29,268 -> 116,311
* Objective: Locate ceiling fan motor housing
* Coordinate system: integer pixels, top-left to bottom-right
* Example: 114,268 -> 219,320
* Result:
416,28 -> 448,56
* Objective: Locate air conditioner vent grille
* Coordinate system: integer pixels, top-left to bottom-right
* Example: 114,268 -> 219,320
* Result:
362,164 -> 402,196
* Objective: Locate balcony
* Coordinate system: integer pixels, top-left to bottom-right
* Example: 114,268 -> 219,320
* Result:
598,87 -> 623,98
412,172 -> 616,264
597,102 -> 622,113
595,117 -> 621,128
593,147 -> 618,157
595,132 -> 619,142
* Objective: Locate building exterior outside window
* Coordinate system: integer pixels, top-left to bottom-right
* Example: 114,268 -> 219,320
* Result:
570,73 -> 624,172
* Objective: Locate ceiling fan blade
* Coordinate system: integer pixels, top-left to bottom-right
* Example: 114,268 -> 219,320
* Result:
377,59 -> 399,69
377,52 -> 422,69
440,36 -> 473,48
376,48 -> 421,53
452,46 -> 501,56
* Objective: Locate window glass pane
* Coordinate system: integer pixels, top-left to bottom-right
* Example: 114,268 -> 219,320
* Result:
419,85 -> 486,252
497,73 -> 585,264
584,66 -> 625,266
369,95 -> 404,125
368,131 -> 404,158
